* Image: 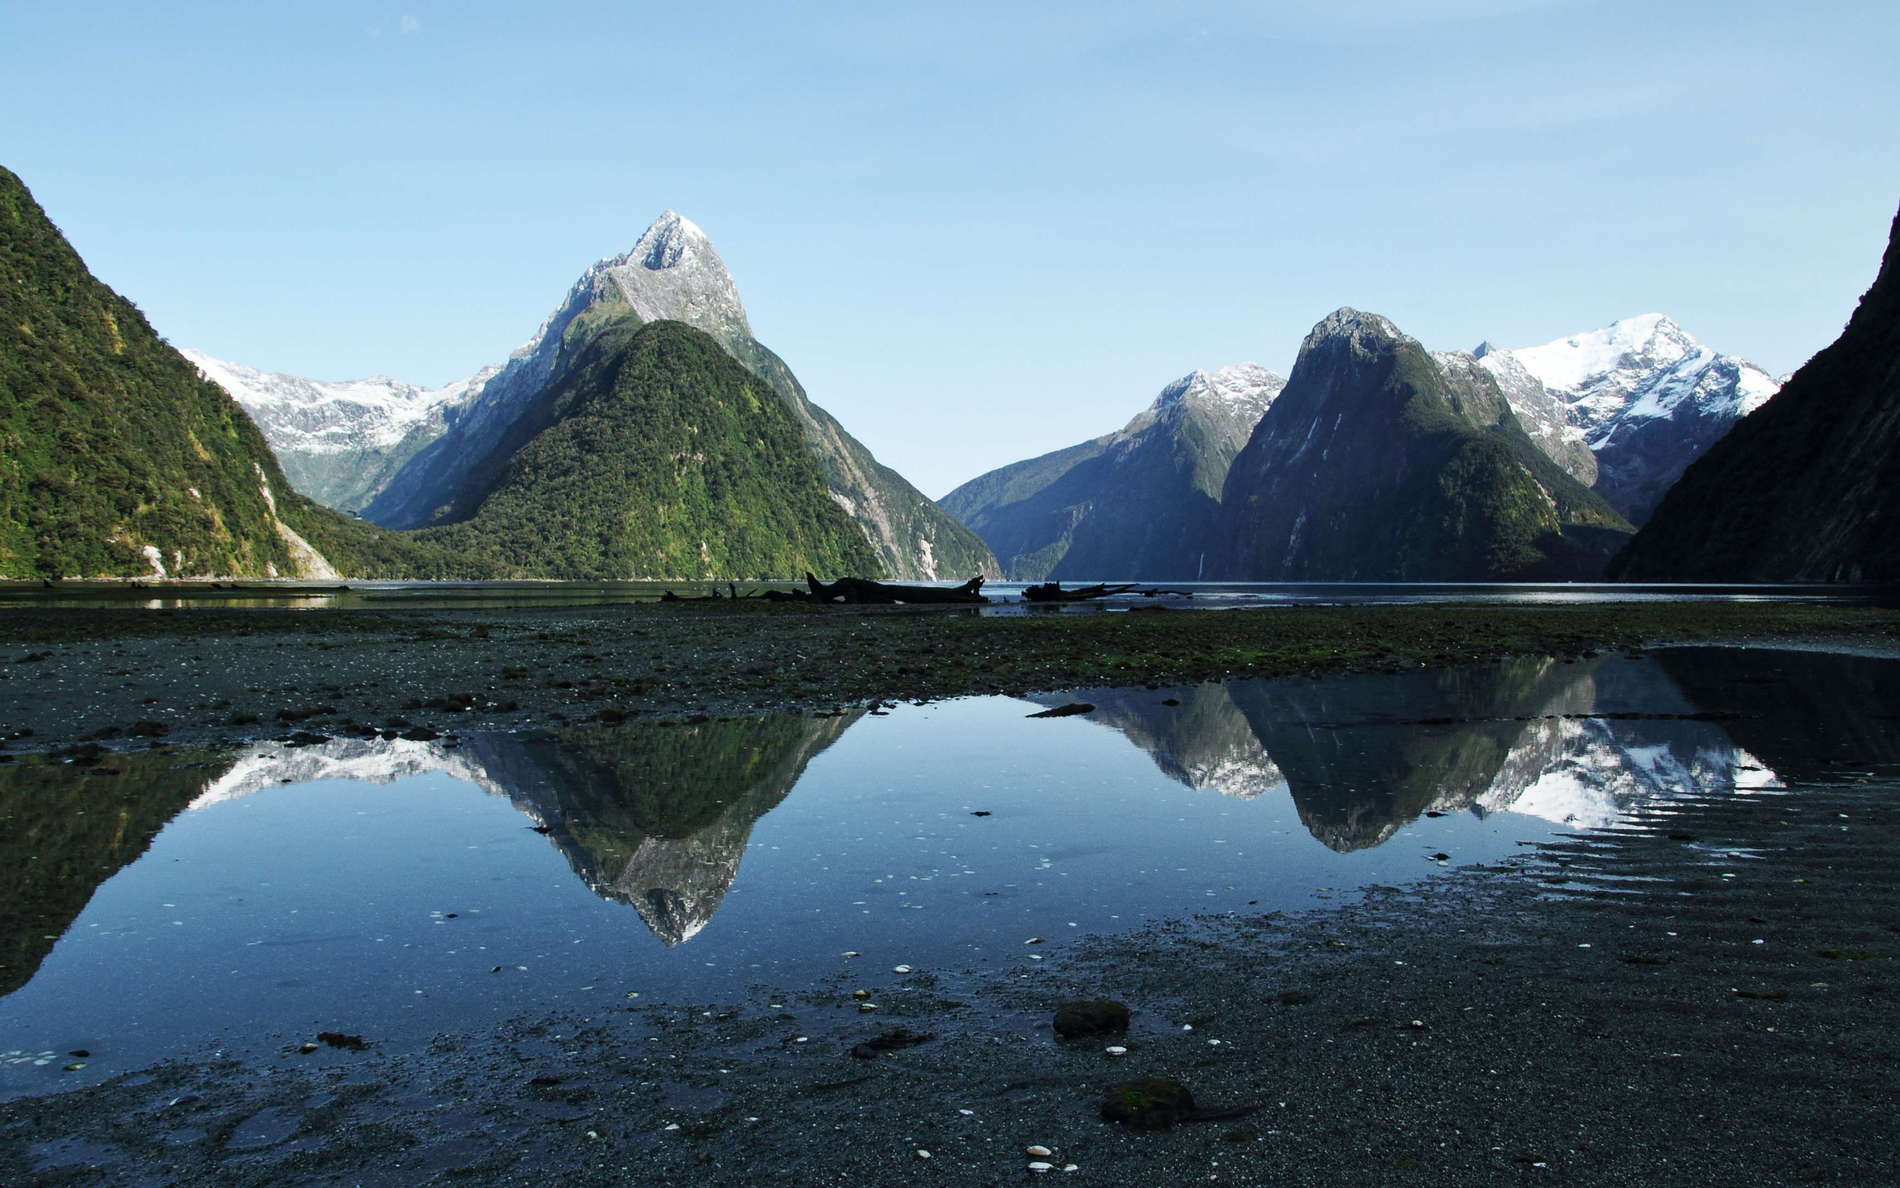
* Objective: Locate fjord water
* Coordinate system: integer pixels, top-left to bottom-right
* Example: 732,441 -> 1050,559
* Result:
2,648 -> 1893,1096
0,579 -> 1886,613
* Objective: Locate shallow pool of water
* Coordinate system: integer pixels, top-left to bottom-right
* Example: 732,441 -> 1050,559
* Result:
2,647 -> 1893,1096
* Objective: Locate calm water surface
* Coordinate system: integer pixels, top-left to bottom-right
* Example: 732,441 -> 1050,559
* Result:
2,647 -> 1895,1097
0,578 -> 1888,612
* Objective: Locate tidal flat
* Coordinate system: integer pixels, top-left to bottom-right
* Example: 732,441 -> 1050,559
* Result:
0,601 -> 1897,1185
1,599 -> 1896,754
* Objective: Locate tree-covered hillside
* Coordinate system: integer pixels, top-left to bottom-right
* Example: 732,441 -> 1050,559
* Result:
0,165 -> 498,580
416,313 -> 881,579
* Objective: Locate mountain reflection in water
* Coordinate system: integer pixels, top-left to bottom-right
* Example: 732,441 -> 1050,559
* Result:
1050,655 -> 1778,851
5,647 -> 1891,1018
187,712 -> 863,947
454,714 -> 861,945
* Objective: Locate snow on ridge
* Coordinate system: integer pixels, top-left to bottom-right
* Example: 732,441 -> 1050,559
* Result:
1500,314 -> 1779,442
189,737 -> 508,811
187,348 -> 473,454
1152,362 -> 1284,415
1512,313 -> 1688,395
504,210 -> 749,369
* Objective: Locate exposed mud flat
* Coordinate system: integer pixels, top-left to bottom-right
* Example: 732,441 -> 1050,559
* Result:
1,600 -> 1894,758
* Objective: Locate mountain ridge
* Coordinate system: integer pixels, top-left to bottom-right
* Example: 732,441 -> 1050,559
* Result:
940,362 -> 1283,579
1212,307 -> 1632,581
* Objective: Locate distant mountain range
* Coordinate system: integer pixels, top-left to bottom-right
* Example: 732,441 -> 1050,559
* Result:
1477,314 -> 1778,524
179,351 -> 479,516
197,213 -> 995,580
939,364 -> 1283,579
944,310 -> 1775,580
1614,202 -> 1900,581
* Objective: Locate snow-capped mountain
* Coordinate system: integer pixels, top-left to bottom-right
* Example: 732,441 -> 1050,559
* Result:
194,211 -> 994,579
182,351 -> 485,513
1476,315 -> 1778,524
1211,308 -> 1629,582
940,362 -> 1284,579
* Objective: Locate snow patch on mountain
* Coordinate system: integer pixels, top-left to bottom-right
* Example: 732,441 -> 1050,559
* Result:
1127,362 -> 1285,436
1508,314 -> 1778,443
186,349 -> 477,456
189,738 -> 507,811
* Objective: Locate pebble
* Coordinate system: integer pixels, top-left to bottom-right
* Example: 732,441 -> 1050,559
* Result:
852,989 -> 871,999
1029,1162 -> 1054,1173
893,964 -> 913,974
842,951 -> 859,958
1105,1045 -> 1128,1057
914,1149 -> 932,1159
858,1002 -> 878,1012
1027,1145 -> 1053,1157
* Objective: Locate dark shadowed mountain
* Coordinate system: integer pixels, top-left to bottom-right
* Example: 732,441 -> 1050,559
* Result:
1613,203 -> 1900,581
939,364 -> 1283,579
1212,309 -> 1631,580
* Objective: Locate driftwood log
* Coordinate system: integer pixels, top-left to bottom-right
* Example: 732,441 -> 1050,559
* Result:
805,573 -> 988,605
1022,581 -> 1139,603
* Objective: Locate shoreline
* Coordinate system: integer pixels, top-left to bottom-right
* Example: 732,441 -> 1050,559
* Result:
2,601 -> 1895,758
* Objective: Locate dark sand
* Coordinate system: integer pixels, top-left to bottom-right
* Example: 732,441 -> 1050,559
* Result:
1,601 -> 1897,1184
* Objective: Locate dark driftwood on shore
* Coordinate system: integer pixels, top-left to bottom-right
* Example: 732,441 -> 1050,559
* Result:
806,573 -> 988,605
1022,581 -> 1139,603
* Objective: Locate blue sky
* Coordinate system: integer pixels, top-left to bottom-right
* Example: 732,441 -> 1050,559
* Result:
6,1 -> 1897,496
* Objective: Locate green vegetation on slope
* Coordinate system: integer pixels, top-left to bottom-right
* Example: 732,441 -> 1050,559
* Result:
0,166 -> 306,578
0,164 -> 504,581
416,316 -> 881,579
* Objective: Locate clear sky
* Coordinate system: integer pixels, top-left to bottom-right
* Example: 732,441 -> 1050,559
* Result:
6,1 -> 1897,497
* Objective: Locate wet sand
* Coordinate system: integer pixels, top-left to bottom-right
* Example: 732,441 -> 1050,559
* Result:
1,603 -> 1897,1184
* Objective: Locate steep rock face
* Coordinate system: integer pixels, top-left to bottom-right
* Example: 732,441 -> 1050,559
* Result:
1613,205 -> 1900,581
411,317 -> 881,580
1212,309 -> 1631,581
354,213 -> 992,578
1497,315 -> 1777,524
183,351 -> 481,514
940,363 -> 1283,579
1470,342 -> 1597,485
0,165 -> 346,579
